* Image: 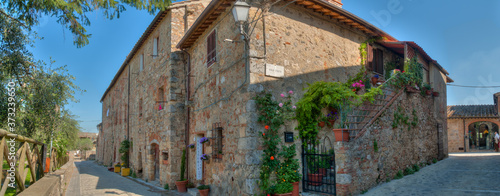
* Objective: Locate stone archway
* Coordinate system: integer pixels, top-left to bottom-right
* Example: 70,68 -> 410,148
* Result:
466,120 -> 499,151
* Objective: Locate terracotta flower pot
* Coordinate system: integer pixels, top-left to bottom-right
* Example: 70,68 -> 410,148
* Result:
328,119 -> 336,127
318,121 -> 325,128
307,173 -> 323,186
318,168 -> 327,176
175,180 -> 188,192
433,92 -> 439,97
371,76 -> 378,86
199,189 -> 209,196
272,193 -> 292,196
291,181 -> 299,196
333,129 -> 349,142
425,90 -> 432,95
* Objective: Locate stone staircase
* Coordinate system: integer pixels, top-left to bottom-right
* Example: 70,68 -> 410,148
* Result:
344,87 -> 404,140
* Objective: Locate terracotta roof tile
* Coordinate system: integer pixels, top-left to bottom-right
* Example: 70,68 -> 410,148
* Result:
447,105 -> 498,118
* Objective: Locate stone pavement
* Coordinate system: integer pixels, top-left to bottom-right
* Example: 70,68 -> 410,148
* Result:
66,160 -> 190,196
364,152 -> 500,196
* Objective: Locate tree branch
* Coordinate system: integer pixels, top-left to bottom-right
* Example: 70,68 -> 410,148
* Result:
0,9 -> 28,28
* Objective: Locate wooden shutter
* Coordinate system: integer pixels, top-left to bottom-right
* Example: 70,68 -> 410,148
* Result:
375,49 -> 384,74
366,43 -> 374,71
207,31 -> 216,66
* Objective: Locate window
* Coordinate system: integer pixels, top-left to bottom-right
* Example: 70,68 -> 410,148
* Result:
373,49 -> 384,74
206,31 -> 216,67
140,54 -> 144,71
153,37 -> 159,59
157,87 -> 164,110
139,98 -> 143,117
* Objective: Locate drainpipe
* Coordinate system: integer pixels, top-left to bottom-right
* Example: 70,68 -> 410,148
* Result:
182,49 -> 191,179
127,63 -> 131,166
463,119 -> 466,152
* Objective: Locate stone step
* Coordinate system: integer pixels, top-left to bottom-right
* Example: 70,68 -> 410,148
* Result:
188,188 -> 200,196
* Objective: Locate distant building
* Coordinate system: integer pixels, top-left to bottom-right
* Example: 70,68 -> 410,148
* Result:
448,93 -> 500,152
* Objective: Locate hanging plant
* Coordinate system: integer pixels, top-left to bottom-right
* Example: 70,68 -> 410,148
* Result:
200,154 -> 209,161
199,137 -> 209,144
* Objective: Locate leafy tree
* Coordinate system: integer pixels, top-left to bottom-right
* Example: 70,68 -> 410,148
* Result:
76,138 -> 93,151
1,0 -> 172,48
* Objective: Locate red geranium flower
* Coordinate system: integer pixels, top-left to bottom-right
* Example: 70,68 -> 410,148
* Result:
270,156 -> 274,160
262,133 -> 265,136
402,71 -> 405,73
265,125 -> 269,130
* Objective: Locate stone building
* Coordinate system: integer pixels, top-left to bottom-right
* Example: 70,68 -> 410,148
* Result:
98,0 -> 452,195
447,93 -> 500,152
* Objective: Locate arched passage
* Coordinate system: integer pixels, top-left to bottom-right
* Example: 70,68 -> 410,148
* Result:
467,121 -> 499,150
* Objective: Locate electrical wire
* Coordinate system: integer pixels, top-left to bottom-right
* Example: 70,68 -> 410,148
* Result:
447,84 -> 500,88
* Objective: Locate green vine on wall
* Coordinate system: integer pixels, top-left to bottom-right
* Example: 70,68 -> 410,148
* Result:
392,106 -> 419,131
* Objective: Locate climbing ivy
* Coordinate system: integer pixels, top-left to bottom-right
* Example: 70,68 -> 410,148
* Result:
392,106 -> 418,131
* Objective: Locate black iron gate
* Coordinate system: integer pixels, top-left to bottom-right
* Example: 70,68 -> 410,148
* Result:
302,137 -> 336,195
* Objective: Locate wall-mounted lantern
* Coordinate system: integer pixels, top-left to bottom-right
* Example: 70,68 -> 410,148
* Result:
284,132 -> 294,143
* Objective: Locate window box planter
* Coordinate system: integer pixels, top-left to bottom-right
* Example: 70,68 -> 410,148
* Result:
333,129 -> 350,142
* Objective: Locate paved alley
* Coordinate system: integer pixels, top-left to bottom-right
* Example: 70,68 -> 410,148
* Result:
65,160 -> 187,196
364,152 -> 500,196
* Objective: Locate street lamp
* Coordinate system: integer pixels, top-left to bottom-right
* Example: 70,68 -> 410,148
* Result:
232,1 -> 250,35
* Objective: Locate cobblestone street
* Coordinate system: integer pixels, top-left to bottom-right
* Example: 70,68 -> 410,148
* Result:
364,152 -> 500,196
65,160 -> 189,196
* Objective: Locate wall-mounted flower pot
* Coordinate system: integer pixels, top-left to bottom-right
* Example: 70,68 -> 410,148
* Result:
121,168 -> 130,176
291,181 -> 299,196
176,180 -> 188,192
318,121 -> 326,128
433,92 -> 440,97
425,90 -> 432,95
328,119 -> 336,127
333,129 -> 350,142
307,173 -> 323,186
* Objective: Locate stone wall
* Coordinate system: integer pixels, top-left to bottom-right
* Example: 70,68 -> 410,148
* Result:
98,1 -> 208,187
447,118 -> 464,153
331,92 -> 441,195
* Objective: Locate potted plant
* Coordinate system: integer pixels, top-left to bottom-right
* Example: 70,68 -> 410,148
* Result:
217,150 -> 223,159
114,162 -> 121,173
433,91 -> 440,97
187,144 -> 195,149
326,111 -> 338,127
175,149 -> 188,192
333,106 -> 350,142
197,185 -> 210,196
271,182 -> 293,196
317,115 -> 327,128
318,156 -> 329,176
422,84 -> 432,95
306,151 -> 323,186
351,80 -> 365,93
200,153 -> 209,163
119,140 -> 131,176
277,144 -> 301,196
200,137 -> 209,145
371,74 -> 379,86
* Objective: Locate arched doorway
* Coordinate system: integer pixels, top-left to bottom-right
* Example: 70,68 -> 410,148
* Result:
468,122 -> 499,150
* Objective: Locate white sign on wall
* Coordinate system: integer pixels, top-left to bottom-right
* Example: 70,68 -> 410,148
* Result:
265,64 -> 285,78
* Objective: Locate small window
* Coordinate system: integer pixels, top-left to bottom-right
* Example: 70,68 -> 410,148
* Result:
106,108 -> 110,116
140,54 -> 144,71
153,37 -> 159,59
373,49 -> 384,74
157,87 -> 165,110
139,98 -> 143,117
207,31 -> 216,67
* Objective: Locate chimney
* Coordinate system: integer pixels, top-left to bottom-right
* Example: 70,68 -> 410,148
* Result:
325,0 -> 343,8
494,92 -> 500,115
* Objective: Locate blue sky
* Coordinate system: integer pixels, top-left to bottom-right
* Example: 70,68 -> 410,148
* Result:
30,0 -> 500,133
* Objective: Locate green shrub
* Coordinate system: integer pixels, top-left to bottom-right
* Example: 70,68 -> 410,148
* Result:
373,139 -> 378,152
413,164 -> 420,172
404,167 -> 415,175
179,149 -> 186,181
394,170 -> 403,179
164,184 -> 169,190
197,185 -> 210,190
432,158 -> 437,163
131,171 -> 137,178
